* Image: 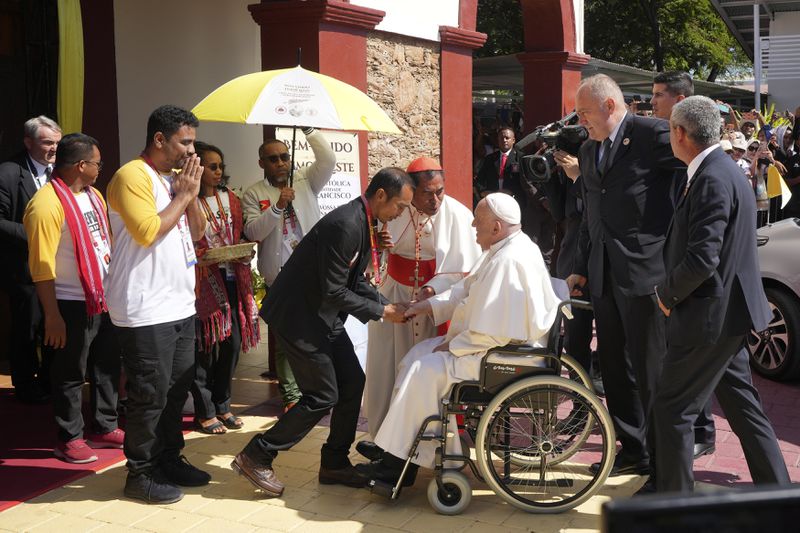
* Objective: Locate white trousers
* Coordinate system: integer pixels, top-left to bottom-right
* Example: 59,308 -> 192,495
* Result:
374,336 -> 482,469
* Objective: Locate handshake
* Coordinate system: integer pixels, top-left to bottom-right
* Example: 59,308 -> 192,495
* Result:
382,299 -> 432,324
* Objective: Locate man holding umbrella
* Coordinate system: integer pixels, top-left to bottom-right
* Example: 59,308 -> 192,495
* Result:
241,128 -> 336,410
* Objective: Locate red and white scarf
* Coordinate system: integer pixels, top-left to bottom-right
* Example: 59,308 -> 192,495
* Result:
50,174 -> 110,315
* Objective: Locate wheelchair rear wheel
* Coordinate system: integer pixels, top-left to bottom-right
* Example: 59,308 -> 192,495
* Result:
507,354 -> 594,468
475,375 -> 614,513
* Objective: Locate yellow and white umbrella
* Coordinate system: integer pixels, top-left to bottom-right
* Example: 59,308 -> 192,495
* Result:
192,66 -> 400,134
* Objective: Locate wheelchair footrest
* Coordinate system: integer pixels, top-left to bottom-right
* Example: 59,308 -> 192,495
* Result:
369,479 -> 399,499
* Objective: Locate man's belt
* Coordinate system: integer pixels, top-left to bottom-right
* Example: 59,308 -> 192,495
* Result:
387,254 -> 436,287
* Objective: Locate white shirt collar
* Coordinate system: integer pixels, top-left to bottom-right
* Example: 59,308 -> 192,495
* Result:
501,148 -> 513,157
607,111 -> 627,146
26,154 -> 48,178
686,144 -> 720,185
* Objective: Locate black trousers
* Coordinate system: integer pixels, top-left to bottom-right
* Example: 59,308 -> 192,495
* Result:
564,305 -> 594,375
118,316 -> 196,474
247,327 -> 365,470
6,282 -> 47,389
191,279 -> 241,418
47,302 -> 121,442
592,265 -> 666,463
654,336 -> 789,492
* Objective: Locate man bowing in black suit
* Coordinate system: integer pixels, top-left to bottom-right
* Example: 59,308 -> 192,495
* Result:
232,167 -> 413,496
567,75 -> 683,485
652,96 -> 789,493
0,115 -> 62,404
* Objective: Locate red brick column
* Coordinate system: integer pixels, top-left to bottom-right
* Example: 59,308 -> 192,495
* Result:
439,25 -> 486,208
519,0 -> 590,132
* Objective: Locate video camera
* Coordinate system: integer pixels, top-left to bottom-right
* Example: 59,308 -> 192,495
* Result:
517,111 -> 588,183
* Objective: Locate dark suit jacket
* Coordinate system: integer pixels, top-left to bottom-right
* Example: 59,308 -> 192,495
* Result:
262,197 -> 388,349
544,171 -> 584,279
475,147 -> 528,208
0,151 -> 38,286
576,114 -> 684,297
657,147 -> 770,346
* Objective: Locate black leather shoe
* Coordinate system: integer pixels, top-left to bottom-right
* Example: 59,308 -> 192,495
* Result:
160,455 -> 211,487
124,471 -> 183,504
693,442 -> 716,459
319,464 -> 369,488
355,441 -> 384,462
633,475 -> 657,496
355,457 -> 418,487
231,451 -> 284,497
590,455 -> 650,476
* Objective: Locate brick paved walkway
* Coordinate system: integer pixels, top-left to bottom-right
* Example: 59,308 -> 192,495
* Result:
2,335 -> 798,532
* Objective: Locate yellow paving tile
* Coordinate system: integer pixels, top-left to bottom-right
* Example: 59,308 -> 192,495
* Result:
26,514 -> 106,532
298,493 -> 370,519
46,495 -> 115,517
351,501 -> 421,529
133,508 -> 208,532
194,497 -> 269,521
273,450 -> 320,471
401,511 -> 477,533
270,466 -> 318,489
241,505 -> 315,531
457,499 -> 516,525
299,516 -> 374,532
0,507 -> 61,531
85,499 -> 160,526
260,487 -> 320,510
187,517 -> 259,533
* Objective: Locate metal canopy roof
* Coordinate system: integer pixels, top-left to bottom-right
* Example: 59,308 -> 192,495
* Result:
710,0 -> 800,60
473,55 -> 759,103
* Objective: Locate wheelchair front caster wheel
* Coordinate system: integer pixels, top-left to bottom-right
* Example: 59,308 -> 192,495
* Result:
427,471 -> 472,515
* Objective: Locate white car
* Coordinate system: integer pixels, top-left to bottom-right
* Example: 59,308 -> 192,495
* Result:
748,218 -> 800,380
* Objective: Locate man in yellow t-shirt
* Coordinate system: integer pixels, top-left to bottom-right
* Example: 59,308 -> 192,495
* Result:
105,105 -> 208,505
23,133 -> 123,464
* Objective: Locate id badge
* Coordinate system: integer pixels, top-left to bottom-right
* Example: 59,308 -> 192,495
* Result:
178,216 -> 197,267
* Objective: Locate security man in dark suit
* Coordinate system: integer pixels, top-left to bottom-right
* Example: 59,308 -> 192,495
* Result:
653,95 -> 789,493
0,115 -> 62,404
231,167 -> 413,497
566,74 -> 683,485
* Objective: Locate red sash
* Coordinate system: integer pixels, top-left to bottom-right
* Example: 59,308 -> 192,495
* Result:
387,254 -> 436,287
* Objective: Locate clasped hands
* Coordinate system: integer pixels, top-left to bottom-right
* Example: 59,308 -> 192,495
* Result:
382,294 -> 434,324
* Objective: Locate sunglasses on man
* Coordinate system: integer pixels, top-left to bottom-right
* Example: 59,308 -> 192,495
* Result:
262,153 -> 291,164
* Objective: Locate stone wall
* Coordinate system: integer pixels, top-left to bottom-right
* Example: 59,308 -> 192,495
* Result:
366,32 -> 441,177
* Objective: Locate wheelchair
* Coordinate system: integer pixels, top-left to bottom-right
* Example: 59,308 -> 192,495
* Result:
369,300 -> 615,514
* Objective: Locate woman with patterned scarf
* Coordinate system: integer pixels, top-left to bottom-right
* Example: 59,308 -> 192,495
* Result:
190,142 -> 260,434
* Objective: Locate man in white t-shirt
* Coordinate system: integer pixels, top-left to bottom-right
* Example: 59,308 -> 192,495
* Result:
106,105 -> 208,505
24,133 -> 123,465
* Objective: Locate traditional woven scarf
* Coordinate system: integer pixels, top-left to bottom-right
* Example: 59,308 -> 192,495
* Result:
50,174 -> 110,315
195,189 -> 261,353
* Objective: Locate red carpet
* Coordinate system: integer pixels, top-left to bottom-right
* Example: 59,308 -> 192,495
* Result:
0,388 -> 193,512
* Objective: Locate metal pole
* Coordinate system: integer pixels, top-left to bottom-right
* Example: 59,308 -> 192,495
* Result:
753,3 -> 761,111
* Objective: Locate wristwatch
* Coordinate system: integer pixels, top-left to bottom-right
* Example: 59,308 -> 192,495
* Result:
302,127 -> 315,136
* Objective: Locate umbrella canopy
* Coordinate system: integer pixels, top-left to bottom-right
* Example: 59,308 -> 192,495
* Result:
192,66 -> 400,134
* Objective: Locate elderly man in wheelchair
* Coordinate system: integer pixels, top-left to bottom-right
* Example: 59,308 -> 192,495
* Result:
356,193 -> 615,514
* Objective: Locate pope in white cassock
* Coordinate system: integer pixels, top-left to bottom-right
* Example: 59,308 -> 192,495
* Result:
355,193 -> 560,486
362,157 -> 481,452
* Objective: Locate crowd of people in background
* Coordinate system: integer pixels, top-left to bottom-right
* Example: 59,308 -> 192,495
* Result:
1,69 -> 799,506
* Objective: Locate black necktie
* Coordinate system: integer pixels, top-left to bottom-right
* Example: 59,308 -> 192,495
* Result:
45,166 -> 52,182
599,138 -> 613,172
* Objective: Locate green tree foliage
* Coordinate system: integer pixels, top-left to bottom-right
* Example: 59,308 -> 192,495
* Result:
475,0 -> 750,81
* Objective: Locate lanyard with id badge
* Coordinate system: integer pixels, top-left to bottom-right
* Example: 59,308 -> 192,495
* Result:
141,155 -> 197,267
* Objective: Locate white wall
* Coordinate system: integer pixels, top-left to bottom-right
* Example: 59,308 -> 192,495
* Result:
113,0 -> 263,190
768,12 -> 800,112
350,0 -> 459,42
